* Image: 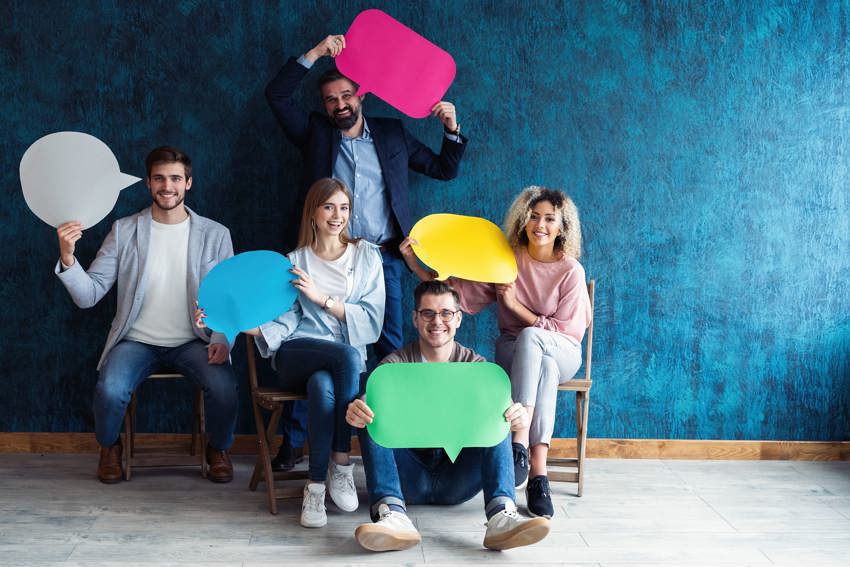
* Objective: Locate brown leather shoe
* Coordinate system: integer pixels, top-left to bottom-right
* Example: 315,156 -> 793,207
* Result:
206,446 -> 233,483
97,442 -> 123,484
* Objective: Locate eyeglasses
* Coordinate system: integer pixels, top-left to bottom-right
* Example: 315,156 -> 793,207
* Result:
415,309 -> 459,322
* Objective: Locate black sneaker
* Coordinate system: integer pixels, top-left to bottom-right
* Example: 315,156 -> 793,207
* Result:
512,442 -> 529,489
526,475 -> 554,519
271,438 -> 304,472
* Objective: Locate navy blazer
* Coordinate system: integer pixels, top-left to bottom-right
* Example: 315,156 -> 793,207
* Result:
265,57 -> 468,238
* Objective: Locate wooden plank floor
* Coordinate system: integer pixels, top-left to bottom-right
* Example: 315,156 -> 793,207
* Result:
1,454 -> 849,566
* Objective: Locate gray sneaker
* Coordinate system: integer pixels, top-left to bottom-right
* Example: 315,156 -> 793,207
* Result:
300,482 -> 327,528
355,503 -> 421,552
327,461 -> 358,512
483,501 -> 550,550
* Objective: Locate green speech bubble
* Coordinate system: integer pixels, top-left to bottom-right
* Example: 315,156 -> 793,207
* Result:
365,362 -> 511,462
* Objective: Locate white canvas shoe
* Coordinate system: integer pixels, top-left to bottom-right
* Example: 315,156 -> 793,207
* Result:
355,503 -> 421,552
300,482 -> 327,528
327,461 -> 359,512
483,501 -> 550,550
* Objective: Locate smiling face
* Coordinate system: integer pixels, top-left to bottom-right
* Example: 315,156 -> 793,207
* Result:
524,200 -> 561,251
312,189 -> 350,239
147,162 -> 191,212
321,78 -> 363,131
414,292 -> 462,350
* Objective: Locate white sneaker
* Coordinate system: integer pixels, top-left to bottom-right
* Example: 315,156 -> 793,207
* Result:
327,461 -> 359,512
355,503 -> 421,552
300,482 -> 327,528
483,501 -> 550,550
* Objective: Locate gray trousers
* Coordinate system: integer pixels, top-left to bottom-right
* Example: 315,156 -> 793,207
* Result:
495,327 -> 582,446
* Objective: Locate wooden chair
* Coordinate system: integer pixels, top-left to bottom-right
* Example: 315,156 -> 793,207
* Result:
122,373 -> 207,481
245,335 -> 309,514
548,280 -> 595,496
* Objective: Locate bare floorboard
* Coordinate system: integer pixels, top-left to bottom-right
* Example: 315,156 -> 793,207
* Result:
1,454 -> 849,565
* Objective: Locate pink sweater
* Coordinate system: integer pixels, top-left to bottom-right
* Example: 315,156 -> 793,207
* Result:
450,248 -> 591,345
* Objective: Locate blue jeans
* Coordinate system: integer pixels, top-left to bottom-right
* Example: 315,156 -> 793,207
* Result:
274,338 -> 360,481
358,427 -> 515,521
373,250 -> 404,362
94,339 -> 239,449
281,400 -> 308,449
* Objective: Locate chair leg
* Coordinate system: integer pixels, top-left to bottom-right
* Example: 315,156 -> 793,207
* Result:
577,391 -> 590,497
250,399 -> 282,515
191,389 -> 199,456
194,387 -> 207,478
123,393 -> 138,481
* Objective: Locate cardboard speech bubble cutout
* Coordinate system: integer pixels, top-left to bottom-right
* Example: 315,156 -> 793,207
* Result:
409,214 -> 518,283
198,251 -> 298,344
20,131 -> 140,229
366,362 -> 511,462
335,9 -> 456,119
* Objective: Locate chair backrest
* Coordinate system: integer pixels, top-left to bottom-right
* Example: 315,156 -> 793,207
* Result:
584,280 -> 595,381
245,334 -> 260,393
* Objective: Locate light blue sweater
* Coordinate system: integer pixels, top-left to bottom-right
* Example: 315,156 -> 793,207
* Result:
255,239 -> 385,371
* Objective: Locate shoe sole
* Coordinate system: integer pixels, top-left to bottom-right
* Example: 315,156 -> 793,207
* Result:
329,495 -> 359,513
207,474 -> 233,483
515,476 -> 528,490
526,505 -> 553,519
98,476 -> 122,484
483,517 -> 550,550
271,456 -> 305,472
355,525 -> 421,552
300,518 -> 327,528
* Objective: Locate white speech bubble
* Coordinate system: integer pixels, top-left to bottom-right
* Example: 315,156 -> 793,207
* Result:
20,131 -> 141,229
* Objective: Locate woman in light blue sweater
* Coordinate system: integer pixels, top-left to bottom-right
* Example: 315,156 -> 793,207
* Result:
204,178 -> 384,528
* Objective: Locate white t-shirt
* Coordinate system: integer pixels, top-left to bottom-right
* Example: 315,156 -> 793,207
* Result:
125,218 -> 196,347
301,243 -> 354,335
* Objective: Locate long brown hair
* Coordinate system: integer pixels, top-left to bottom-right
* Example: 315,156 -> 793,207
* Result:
296,178 -> 358,249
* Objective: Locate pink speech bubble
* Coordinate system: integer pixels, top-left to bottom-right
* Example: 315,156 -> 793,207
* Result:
335,9 -> 456,119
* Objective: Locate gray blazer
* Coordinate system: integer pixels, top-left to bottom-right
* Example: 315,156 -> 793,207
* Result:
55,206 -> 234,370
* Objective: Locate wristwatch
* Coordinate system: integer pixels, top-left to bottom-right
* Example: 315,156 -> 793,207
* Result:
323,296 -> 336,310
444,123 -> 461,136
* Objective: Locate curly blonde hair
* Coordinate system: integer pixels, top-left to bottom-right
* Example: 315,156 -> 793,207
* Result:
503,186 -> 582,259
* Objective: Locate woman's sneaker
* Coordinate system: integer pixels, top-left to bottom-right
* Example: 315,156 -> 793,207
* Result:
327,461 -> 359,512
301,482 -> 327,528
512,443 -> 529,488
526,475 -> 554,518
483,501 -> 550,550
355,503 -> 421,551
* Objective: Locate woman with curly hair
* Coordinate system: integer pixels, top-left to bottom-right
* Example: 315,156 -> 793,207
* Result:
400,186 -> 591,519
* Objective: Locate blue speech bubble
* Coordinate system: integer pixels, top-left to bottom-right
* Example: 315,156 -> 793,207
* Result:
198,251 -> 297,343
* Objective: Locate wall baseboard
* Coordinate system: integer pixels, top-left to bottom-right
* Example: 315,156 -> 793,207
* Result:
1,433 -> 847,460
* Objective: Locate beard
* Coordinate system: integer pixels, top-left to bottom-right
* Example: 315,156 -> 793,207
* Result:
154,192 -> 185,211
331,105 -> 360,130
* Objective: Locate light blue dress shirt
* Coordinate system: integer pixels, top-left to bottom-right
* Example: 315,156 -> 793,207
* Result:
296,55 -> 461,244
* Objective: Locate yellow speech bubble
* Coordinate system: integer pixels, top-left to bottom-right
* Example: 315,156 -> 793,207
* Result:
409,214 -> 517,283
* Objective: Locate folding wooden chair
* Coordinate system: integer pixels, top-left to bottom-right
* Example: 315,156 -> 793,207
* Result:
245,335 -> 309,514
548,279 -> 595,496
122,372 -> 207,480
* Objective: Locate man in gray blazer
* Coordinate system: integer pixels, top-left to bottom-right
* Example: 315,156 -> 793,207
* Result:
55,146 -> 238,484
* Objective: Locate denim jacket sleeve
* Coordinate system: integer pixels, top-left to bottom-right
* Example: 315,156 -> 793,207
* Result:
255,300 -> 303,359
341,242 -> 385,348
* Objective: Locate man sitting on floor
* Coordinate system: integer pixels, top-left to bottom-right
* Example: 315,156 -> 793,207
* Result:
346,280 -> 550,551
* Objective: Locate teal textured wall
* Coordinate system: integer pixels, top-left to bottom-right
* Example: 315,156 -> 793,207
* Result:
2,0 -> 849,440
